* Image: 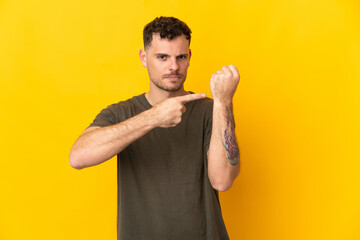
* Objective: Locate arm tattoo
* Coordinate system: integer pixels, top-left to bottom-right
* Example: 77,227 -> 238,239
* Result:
222,107 -> 239,165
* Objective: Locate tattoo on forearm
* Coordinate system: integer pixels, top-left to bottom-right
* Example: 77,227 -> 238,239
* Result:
222,107 -> 239,165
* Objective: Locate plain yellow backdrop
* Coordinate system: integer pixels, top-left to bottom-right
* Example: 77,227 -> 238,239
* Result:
1,0 -> 359,239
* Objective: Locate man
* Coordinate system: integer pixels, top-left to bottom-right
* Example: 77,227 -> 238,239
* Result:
69,16 -> 240,240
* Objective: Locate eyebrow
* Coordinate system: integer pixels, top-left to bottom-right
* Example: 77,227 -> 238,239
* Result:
154,53 -> 189,57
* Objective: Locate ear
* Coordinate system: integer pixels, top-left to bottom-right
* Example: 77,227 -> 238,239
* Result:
188,49 -> 192,66
139,49 -> 147,67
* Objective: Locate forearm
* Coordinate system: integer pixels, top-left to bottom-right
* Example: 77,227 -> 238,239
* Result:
69,109 -> 156,169
208,101 -> 240,191
69,93 -> 206,169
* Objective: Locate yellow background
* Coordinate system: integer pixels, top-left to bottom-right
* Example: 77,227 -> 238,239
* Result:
1,0 -> 359,239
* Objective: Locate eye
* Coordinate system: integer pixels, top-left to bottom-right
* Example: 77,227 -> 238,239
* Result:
177,55 -> 187,60
157,55 -> 167,60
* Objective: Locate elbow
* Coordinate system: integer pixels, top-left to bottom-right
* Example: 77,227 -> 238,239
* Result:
69,151 -> 85,170
208,164 -> 240,192
70,162 -> 84,170
211,181 -> 233,192
209,174 -> 234,192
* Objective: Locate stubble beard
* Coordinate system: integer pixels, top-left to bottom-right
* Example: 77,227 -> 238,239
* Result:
151,73 -> 187,92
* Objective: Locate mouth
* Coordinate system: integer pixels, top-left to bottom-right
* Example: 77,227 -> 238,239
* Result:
164,75 -> 182,81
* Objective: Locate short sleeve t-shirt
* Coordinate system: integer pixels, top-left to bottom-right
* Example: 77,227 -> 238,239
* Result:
89,93 -> 229,240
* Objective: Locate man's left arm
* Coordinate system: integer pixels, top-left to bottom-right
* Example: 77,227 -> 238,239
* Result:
207,65 -> 240,192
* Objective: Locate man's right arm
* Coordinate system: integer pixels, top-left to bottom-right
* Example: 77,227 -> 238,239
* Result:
69,110 -> 157,169
69,93 -> 206,169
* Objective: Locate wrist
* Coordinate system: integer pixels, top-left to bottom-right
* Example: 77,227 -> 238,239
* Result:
141,108 -> 160,129
213,98 -> 233,107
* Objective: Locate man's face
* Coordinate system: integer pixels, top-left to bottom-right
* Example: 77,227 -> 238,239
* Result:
140,34 -> 191,92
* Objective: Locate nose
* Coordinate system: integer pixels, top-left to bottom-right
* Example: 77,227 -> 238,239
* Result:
168,57 -> 179,72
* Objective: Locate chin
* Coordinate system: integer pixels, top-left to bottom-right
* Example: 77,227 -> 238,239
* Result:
164,86 -> 184,92
168,82 -> 186,91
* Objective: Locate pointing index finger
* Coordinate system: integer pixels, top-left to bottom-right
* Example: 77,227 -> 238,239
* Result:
176,93 -> 206,104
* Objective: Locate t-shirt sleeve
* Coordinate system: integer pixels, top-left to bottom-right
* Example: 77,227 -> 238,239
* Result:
88,104 -> 118,128
203,99 -> 214,152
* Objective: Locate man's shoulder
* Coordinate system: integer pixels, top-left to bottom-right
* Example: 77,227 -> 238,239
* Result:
187,95 -> 213,110
89,93 -> 148,128
105,93 -> 149,111
199,96 -> 214,105
182,95 -> 213,123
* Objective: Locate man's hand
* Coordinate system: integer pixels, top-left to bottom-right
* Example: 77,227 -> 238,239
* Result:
150,93 -> 206,128
210,65 -> 240,104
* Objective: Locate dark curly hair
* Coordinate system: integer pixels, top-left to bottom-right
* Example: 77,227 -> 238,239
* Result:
143,16 -> 192,49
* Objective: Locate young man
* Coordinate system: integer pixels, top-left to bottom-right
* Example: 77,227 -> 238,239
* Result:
69,16 -> 240,240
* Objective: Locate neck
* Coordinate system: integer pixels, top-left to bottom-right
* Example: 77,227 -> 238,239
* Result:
145,88 -> 188,106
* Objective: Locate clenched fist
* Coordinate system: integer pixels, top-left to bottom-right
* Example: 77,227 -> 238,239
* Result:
149,93 -> 206,128
210,65 -> 240,104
